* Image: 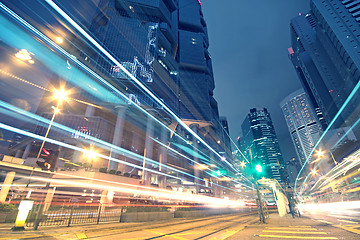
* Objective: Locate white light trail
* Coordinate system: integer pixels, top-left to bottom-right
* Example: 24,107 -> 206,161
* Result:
43,0 -> 236,171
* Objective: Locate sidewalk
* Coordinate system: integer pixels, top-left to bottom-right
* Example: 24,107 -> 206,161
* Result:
227,213 -> 358,240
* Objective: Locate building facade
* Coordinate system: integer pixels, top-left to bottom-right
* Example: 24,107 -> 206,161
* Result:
241,108 -> 285,184
281,90 -> 323,166
289,0 -> 360,133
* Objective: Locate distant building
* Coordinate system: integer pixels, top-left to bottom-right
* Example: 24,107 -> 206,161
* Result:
241,108 -> 285,184
289,0 -> 360,134
281,90 -> 323,166
219,116 -> 232,163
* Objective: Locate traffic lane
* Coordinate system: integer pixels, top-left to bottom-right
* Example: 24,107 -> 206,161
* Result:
303,210 -> 360,225
301,212 -> 360,238
87,214 -> 258,240
0,213 -> 258,240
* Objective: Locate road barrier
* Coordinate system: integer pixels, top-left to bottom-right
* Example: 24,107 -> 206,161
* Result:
24,204 -> 251,227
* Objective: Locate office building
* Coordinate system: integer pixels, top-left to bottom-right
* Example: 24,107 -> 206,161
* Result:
241,108 -> 285,184
289,0 -> 360,133
281,90 -> 323,166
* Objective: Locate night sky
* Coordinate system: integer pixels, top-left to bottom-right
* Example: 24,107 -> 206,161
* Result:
202,0 -> 311,162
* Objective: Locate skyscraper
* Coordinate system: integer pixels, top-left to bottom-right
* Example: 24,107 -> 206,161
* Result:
177,0 -> 218,123
241,108 -> 285,184
281,90 -> 323,166
289,0 -> 360,132
0,0 -> 227,194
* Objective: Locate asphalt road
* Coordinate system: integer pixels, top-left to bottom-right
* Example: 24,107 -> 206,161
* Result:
2,212 -> 360,239
0,212 -> 258,240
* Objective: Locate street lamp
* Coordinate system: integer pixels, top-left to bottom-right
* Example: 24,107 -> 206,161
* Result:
26,88 -> 68,187
83,147 -> 97,168
240,161 -> 246,168
314,149 -> 337,165
55,37 -> 63,44
31,88 -> 68,230
315,149 -> 324,159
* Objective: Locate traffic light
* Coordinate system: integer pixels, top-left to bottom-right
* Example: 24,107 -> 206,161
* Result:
255,164 -> 262,173
215,169 -> 227,176
36,149 -> 58,171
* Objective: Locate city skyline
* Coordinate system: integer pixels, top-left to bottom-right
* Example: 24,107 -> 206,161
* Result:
202,1 -> 311,162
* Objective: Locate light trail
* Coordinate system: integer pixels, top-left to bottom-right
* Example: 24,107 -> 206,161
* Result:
0,116 -> 249,195
298,201 -> 360,217
0,69 -> 103,109
0,122 -> 182,181
43,0 -> 238,172
151,137 -> 254,190
25,174 -> 247,207
0,1 -> 250,199
0,101 -> 214,190
309,148 -> 360,193
295,70 -> 360,196
0,2 -> 236,180
0,98 -> 254,196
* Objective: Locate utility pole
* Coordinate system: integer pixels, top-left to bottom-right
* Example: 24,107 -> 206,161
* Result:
249,147 -> 266,223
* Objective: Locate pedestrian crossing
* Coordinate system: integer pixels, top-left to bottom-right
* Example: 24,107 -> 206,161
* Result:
316,218 -> 360,235
257,225 -> 338,239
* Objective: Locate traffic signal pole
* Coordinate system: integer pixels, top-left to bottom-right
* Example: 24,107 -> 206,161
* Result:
255,181 -> 266,223
248,148 -> 266,223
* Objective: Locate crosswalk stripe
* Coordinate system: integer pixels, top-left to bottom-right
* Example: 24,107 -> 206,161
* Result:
338,219 -> 358,224
317,219 -> 334,224
76,232 -> 88,239
263,230 -> 327,234
258,234 -> 338,239
334,224 -> 360,235
266,227 -> 318,230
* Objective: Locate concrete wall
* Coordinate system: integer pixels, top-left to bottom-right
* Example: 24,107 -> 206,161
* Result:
174,208 -> 248,218
119,208 -> 250,222
120,211 -> 173,222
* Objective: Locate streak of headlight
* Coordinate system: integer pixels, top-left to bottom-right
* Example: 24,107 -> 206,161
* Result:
26,175 -> 246,207
295,73 -> 360,196
298,201 -> 360,216
214,118 -> 250,164
0,101 -> 223,189
44,0 -> 237,172
0,122 -> 193,182
311,149 -> 360,192
0,2 -> 220,176
332,118 -> 360,150
0,69 -> 102,109
0,7 -> 208,184
1,120 -> 236,191
151,137 -> 254,190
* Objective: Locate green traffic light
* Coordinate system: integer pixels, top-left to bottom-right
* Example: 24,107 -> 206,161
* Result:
256,164 -> 262,173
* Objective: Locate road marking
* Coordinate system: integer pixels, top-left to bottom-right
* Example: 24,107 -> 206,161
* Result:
337,219 -> 358,224
144,230 -> 188,240
263,230 -> 327,234
258,234 -> 337,239
317,219 -> 334,224
290,226 -> 312,227
0,232 -> 72,240
76,232 -> 88,239
334,224 -> 360,235
266,227 -> 318,230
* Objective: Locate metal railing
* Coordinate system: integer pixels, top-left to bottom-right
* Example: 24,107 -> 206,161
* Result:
26,204 -> 122,227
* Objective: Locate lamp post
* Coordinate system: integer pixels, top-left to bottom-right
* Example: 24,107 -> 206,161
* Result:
83,146 -> 97,169
315,149 -> 337,166
26,89 -> 68,188
31,89 -> 68,231
247,147 -> 266,223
